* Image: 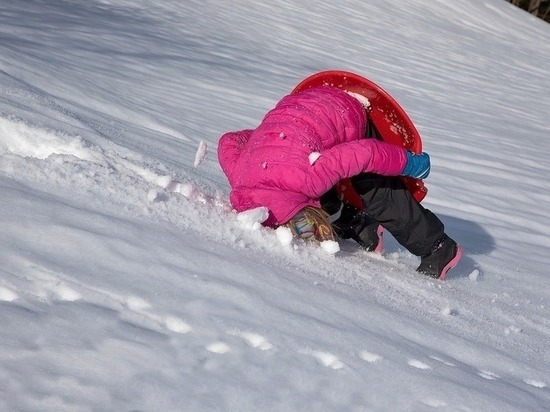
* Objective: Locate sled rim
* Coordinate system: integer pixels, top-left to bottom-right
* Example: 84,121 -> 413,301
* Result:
292,70 -> 427,203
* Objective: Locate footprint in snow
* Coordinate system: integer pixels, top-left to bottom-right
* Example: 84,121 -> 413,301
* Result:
206,342 -> 231,354
408,359 -> 432,370
478,370 -> 546,389
310,350 -> 344,370
51,284 -> 82,302
123,295 -> 152,311
204,331 -> 273,356
421,398 -> 447,408
164,316 -> 192,334
477,370 -> 499,380
118,294 -> 192,335
429,355 -> 456,367
230,330 -> 273,351
359,350 -> 383,363
523,378 -> 546,388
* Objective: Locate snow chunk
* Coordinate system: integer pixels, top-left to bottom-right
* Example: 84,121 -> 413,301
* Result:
0,116 -> 96,161
237,207 -> 269,229
312,350 -> 344,369
53,285 -> 81,302
157,175 -> 173,188
207,342 -> 231,354
194,140 -> 207,167
276,226 -> 293,245
441,306 -> 452,316
440,305 -> 457,316
478,370 -> 499,380
524,378 -> 546,388
125,296 -> 151,311
359,350 -> 382,363
165,317 -> 192,334
320,240 -> 340,254
469,269 -> 480,281
147,189 -> 159,202
346,91 -> 371,109
0,287 -> 18,302
234,331 -> 274,351
309,152 -> 321,165
408,359 -> 431,370
179,183 -> 195,198
164,180 -> 182,193
505,325 -> 522,335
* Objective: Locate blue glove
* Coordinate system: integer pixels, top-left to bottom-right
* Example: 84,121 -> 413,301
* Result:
401,151 -> 430,179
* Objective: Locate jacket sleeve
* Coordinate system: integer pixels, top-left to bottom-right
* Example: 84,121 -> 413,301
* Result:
303,138 -> 408,198
217,130 -> 253,184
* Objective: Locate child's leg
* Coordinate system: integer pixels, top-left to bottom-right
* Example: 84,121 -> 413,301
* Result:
350,174 -> 444,256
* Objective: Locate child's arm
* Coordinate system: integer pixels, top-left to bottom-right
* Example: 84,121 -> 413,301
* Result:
217,129 -> 253,184
303,138 -> 408,198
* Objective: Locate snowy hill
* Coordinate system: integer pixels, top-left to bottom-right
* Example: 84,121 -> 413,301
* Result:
1,0 -> 549,410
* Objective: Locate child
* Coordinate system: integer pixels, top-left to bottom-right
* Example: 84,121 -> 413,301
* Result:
218,86 -> 462,279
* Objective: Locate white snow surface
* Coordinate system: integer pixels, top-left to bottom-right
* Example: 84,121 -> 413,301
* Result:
1,0 -> 549,411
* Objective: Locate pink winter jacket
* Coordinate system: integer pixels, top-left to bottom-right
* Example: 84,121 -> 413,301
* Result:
218,86 -> 408,226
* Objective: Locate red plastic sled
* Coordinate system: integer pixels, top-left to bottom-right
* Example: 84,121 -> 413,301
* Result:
292,70 -> 427,206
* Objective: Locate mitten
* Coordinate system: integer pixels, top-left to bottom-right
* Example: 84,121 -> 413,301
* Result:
401,152 -> 430,179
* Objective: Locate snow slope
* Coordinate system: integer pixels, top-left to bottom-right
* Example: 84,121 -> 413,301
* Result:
0,0 -> 549,410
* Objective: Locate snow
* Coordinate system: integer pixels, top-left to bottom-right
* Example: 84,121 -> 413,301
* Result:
0,0 -> 549,410
193,140 -> 208,168
347,92 -> 371,109
319,240 -> 341,255
309,151 -> 321,165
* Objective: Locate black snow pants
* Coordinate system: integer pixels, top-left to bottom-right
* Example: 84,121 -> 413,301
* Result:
326,174 -> 445,256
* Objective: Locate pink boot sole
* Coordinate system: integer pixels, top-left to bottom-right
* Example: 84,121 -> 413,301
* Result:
438,245 -> 463,280
372,225 -> 384,254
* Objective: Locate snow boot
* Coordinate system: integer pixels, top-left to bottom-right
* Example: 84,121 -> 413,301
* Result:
357,221 -> 384,253
417,234 -> 462,280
